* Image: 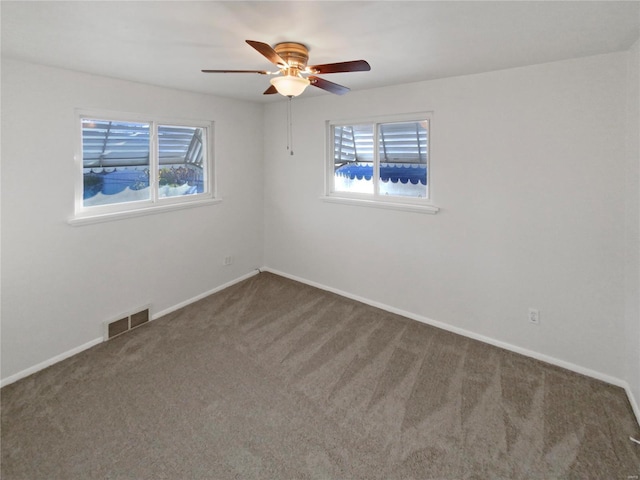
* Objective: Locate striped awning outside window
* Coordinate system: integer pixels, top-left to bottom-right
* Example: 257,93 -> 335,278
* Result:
334,121 -> 428,164
82,119 -> 203,169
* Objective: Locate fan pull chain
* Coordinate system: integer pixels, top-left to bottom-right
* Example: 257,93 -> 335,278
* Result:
287,96 -> 294,156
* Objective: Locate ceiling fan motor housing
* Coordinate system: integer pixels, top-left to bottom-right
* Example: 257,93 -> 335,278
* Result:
274,42 -> 309,74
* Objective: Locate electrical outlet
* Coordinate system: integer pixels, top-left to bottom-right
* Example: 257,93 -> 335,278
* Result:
528,308 -> 540,325
223,256 -> 233,266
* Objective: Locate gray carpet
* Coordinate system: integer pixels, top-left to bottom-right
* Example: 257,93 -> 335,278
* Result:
2,272 -> 639,479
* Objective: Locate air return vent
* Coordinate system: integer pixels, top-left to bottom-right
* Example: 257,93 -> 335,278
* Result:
104,306 -> 150,340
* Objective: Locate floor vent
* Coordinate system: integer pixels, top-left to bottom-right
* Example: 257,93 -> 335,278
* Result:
105,307 -> 150,340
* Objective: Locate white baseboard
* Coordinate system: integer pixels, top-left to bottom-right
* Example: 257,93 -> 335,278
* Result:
4,266 -> 638,428
261,267 -> 640,427
627,385 -> 640,428
152,269 -> 260,319
0,337 -> 103,388
0,270 -> 261,388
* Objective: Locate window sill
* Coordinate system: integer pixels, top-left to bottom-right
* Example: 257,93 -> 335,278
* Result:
321,195 -> 439,214
68,198 -> 223,226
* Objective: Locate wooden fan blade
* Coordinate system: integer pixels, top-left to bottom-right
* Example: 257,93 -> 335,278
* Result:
201,69 -> 269,74
309,76 -> 350,95
246,40 -> 287,67
308,60 -> 370,74
263,85 -> 278,95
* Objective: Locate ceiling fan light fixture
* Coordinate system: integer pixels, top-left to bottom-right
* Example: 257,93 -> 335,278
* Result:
202,40 -> 369,97
270,75 -> 310,97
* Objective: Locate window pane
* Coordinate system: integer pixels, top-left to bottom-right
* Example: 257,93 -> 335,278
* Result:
377,121 -> 428,198
333,124 -> 374,194
158,125 -> 206,198
82,119 -> 150,207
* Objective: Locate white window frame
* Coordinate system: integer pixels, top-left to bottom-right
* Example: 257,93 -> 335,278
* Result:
70,109 -> 219,226
323,112 -> 439,214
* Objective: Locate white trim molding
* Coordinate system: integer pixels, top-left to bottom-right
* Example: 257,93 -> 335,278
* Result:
321,195 -> 439,214
152,270 -> 259,319
69,198 -> 222,226
0,270 -> 260,388
261,267 -> 640,427
0,338 -> 103,388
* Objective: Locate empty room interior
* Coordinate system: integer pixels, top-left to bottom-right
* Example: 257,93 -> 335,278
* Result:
2,1 -> 640,478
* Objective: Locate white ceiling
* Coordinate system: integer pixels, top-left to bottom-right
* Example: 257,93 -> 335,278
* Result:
2,1 -> 639,103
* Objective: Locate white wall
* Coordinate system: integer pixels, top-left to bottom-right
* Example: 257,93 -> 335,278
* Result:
2,48 -> 637,413
264,52 -> 630,384
625,38 -> 640,415
1,59 -> 264,381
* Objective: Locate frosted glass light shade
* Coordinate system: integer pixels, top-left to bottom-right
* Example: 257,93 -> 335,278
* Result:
270,75 -> 310,97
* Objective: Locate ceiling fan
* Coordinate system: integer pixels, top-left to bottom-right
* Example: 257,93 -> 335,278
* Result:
202,40 -> 370,97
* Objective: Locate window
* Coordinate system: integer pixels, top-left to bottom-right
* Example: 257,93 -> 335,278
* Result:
326,113 -> 437,213
73,111 -> 215,223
